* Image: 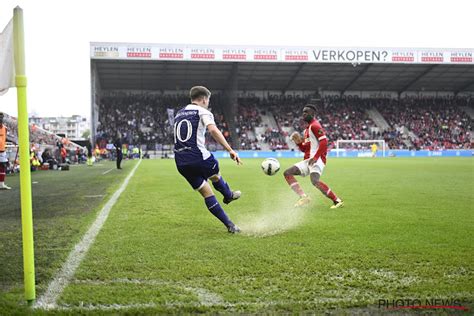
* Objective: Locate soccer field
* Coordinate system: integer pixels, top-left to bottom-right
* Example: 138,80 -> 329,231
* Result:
1,157 -> 473,314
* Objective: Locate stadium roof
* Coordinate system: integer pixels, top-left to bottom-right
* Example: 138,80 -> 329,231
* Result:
91,43 -> 474,94
93,60 -> 474,94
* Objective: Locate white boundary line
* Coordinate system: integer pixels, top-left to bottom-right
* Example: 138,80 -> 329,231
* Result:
83,195 -> 105,198
35,160 -> 142,310
72,278 -> 224,306
102,168 -> 113,175
51,298 -> 364,311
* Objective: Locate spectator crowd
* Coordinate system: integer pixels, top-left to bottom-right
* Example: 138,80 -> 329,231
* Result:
376,97 -> 471,150
2,94 -> 471,168
61,94 -> 472,152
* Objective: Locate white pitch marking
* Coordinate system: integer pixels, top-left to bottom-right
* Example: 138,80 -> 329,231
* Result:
102,168 -> 113,175
51,297 -> 367,311
35,160 -> 142,310
55,303 -> 159,311
72,278 -> 224,306
182,286 -> 224,306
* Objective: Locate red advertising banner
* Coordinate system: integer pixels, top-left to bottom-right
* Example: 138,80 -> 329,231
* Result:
223,49 -> 247,60
420,52 -> 444,63
190,48 -> 215,60
254,49 -> 278,61
450,52 -> 472,63
126,47 -> 151,58
391,52 -> 415,62
90,43 -> 474,65
285,50 -> 309,61
158,48 -> 184,59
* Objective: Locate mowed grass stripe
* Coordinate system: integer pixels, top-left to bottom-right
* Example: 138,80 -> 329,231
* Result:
58,158 -> 473,313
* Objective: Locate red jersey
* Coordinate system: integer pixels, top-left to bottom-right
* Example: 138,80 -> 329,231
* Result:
297,118 -> 328,164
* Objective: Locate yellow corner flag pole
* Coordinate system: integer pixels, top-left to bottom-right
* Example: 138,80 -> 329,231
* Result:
13,6 -> 36,304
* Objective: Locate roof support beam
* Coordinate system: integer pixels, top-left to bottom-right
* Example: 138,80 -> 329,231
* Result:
340,63 -> 372,95
397,65 -> 437,94
242,64 -> 257,91
223,63 -> 239,148
225,62 -> 239,93
281,63 -> 305,94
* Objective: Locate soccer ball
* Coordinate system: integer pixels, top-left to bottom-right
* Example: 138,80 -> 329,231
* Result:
261,158 -> 280,176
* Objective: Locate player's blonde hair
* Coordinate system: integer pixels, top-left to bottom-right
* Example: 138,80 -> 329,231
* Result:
190,86 -> 211,101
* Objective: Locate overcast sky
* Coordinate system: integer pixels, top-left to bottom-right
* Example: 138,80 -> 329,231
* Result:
0,0 -> 473,118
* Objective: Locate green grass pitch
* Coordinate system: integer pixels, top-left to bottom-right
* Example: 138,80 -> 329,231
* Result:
0,157 -> 473,314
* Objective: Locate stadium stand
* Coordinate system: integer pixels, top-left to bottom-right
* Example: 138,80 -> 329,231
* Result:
268,96 -> 377,149
3,112 -> 67,147
2,112 -> 86,168
375,97 -> 472,150
2,94 -> 472,160
95,94 -> 472,151
234,103 -> 262,150
97,93 -> 234,150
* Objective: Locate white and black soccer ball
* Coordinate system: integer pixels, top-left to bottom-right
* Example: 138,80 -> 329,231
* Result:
261,158 -> 280,176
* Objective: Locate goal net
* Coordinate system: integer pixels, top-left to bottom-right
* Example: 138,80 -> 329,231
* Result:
335,139 -> 386,157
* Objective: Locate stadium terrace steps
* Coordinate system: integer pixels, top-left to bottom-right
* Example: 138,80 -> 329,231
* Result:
256,113 -> 279,151
246,130 -> 256,141
407,129 -> 419,141
254,126 -> 270,151
403,138 -> 413,149
262,112 -> 278,130
281,126 -> 297,150
366,108 -> 390,132
398,126 -> 415,148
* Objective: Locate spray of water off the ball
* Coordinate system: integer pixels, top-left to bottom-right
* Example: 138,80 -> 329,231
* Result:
236,188 -> 309,237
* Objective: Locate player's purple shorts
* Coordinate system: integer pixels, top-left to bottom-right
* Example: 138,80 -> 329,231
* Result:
176,155 -> 220,190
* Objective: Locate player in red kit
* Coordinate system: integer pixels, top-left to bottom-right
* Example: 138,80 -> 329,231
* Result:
283,104 -> 343,208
